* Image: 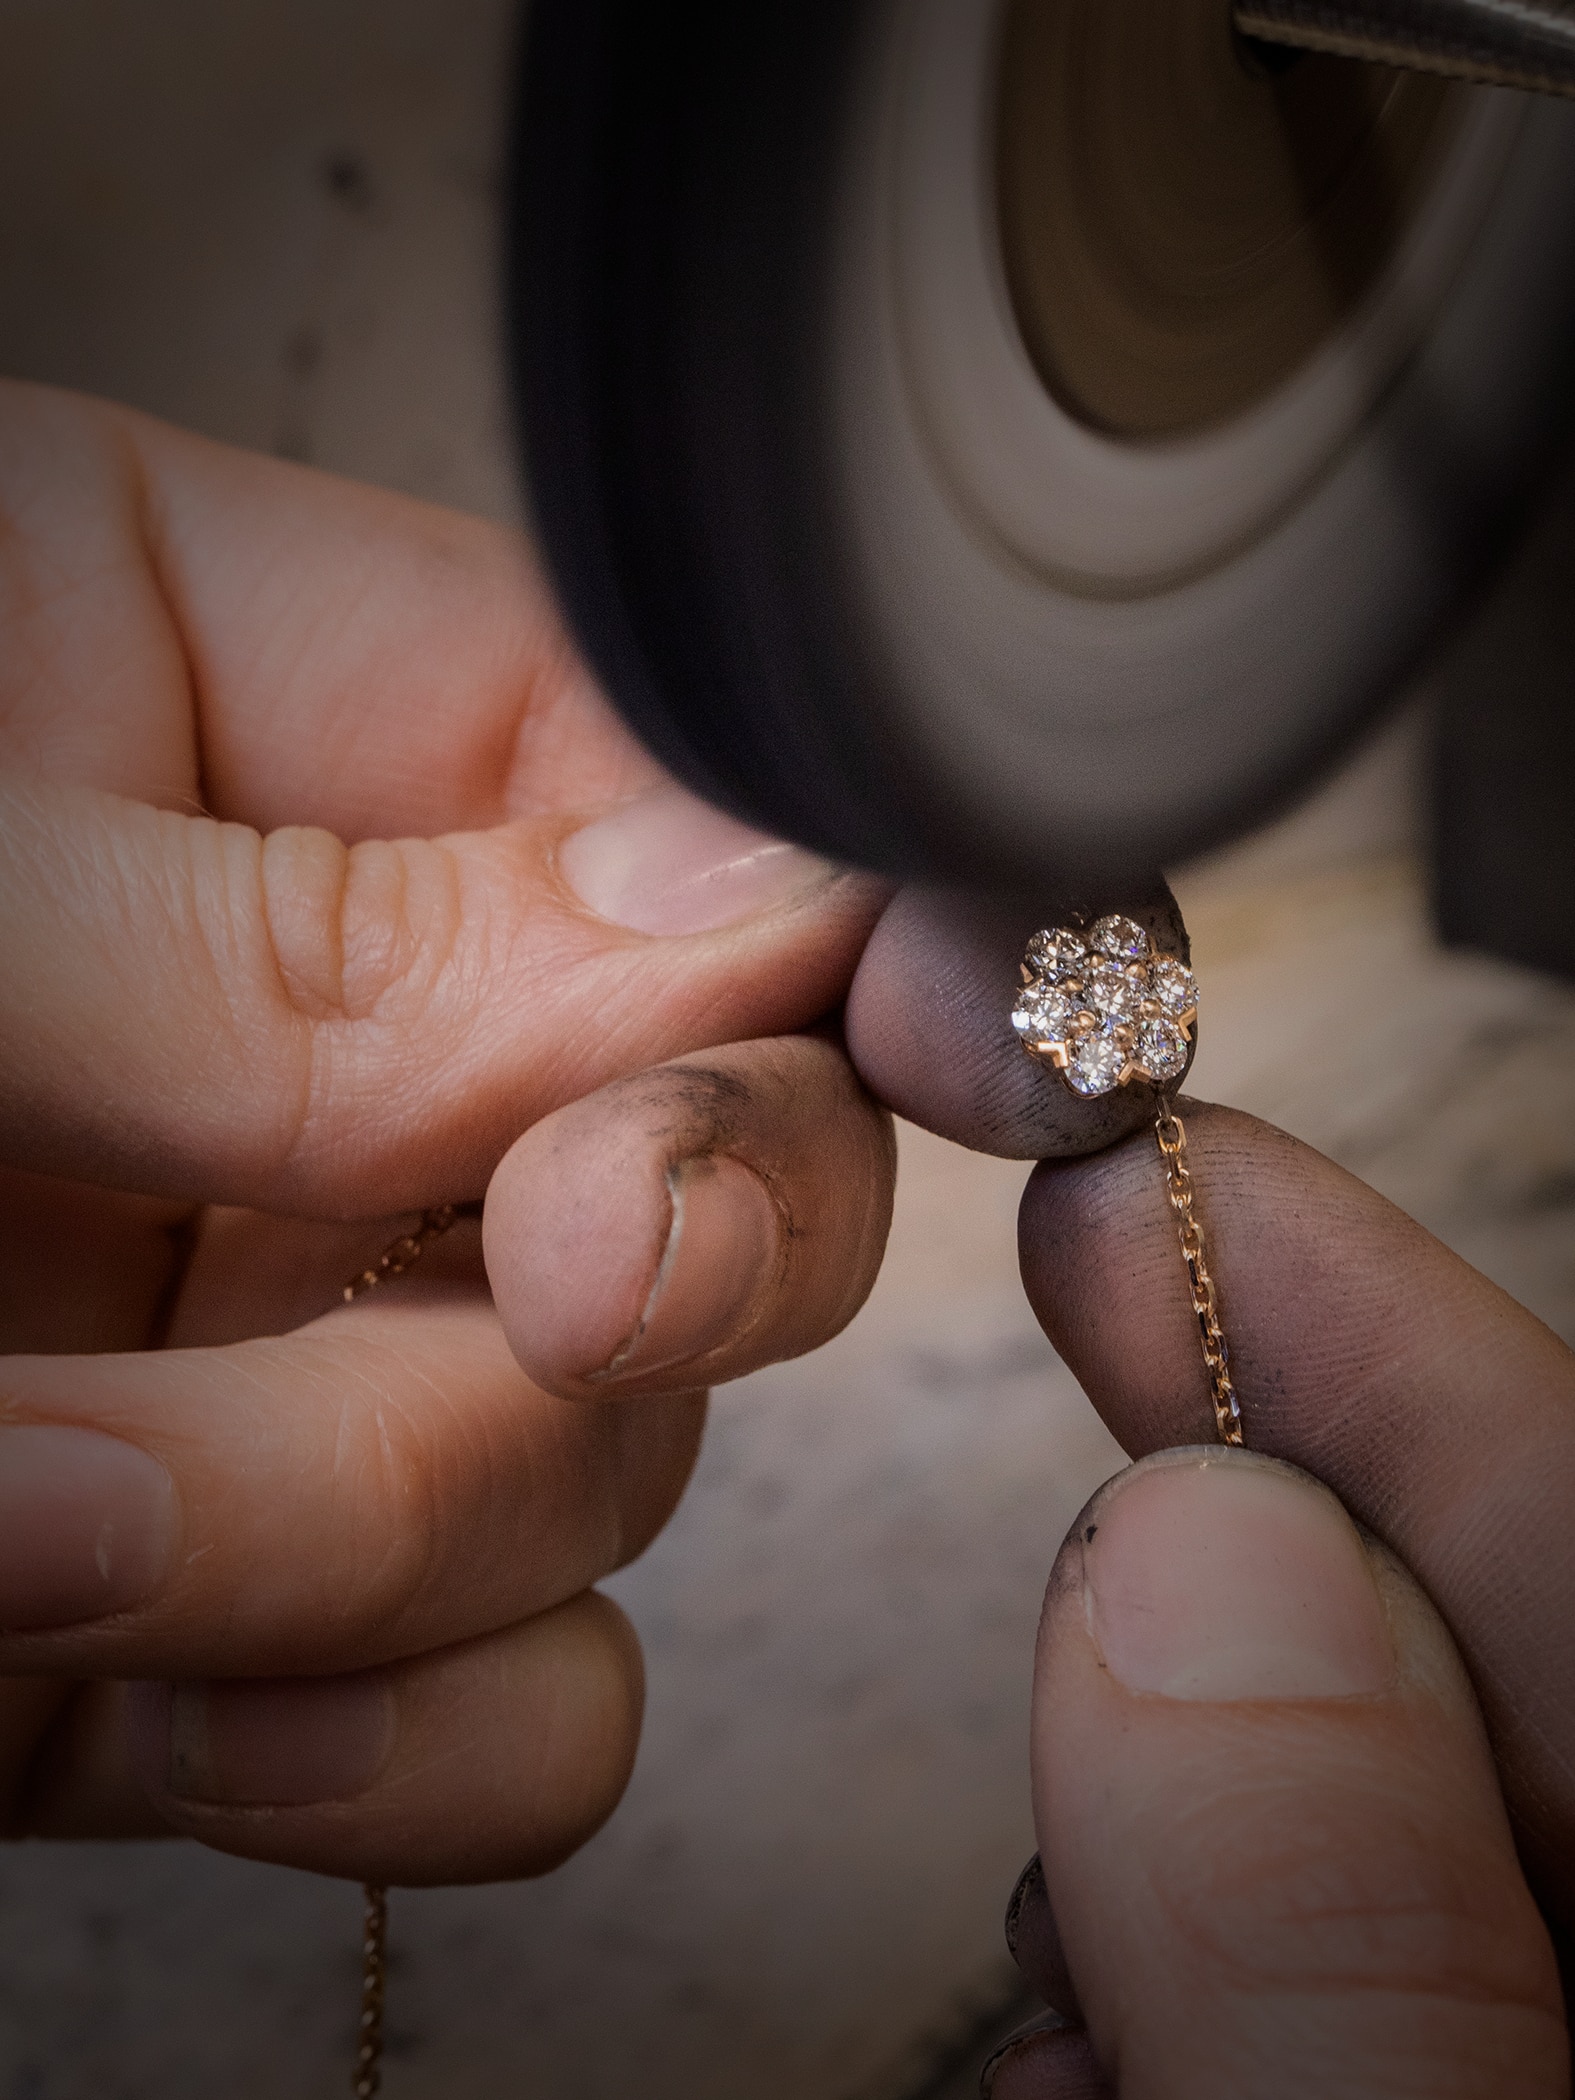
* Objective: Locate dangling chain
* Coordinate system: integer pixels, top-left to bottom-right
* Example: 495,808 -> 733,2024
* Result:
344,1203 -> 467,1302
1154,1103 -> 1243,1447
341,1201 -> 474,2091
353,1884 -> 389,2098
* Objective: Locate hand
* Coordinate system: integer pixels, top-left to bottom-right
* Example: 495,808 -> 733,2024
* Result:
988,1103 -> 1574,2096
0,381 -> 895,1884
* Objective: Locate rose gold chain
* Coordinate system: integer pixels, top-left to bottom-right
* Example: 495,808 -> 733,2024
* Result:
1154,1104 -> 1243,1447
352,1884 -> 389,2097
341,1202 -> 473,2091
343,1204 -> 464,1302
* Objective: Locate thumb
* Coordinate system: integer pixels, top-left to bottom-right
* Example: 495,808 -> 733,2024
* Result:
1019,1449 -> 1567,2100
0,775 -> 876,1213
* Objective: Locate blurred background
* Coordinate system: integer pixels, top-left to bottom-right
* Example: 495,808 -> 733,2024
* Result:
0,4 -> 1572,2096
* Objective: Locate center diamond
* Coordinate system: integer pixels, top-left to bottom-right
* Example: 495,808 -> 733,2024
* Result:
1083,959 -> 1144,1020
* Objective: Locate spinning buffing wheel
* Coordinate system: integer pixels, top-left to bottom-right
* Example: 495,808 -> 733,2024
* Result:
508,0 -> 1575,884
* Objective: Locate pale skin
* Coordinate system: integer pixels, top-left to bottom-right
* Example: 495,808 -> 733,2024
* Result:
0,378 -> 897,1881
3,380 -> 1572,2094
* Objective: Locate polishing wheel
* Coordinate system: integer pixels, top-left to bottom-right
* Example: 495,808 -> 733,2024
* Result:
509,0 -> 1575,883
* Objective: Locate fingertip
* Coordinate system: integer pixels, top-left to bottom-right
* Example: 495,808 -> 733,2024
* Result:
982,2020 -> 1107,2100
1005,1854 -> 1081,2019
556,786 -> 840,936
845,882 -> 1191,1159
487,1039 -> 895,1402
485,1100 -> 673,1395
118,1593 -> 649,1886
509,1588 -> 646,1869
1074,1448 -> 1394,1703
1030,1449 -> 1568,2099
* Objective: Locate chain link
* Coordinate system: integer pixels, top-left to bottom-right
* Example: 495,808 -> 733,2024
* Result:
352,1885 -> 389,2098
1154,1103 -> 1244,1447
343,1205 -> 464,1303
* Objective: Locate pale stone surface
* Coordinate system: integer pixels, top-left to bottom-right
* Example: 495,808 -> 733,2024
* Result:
1,7 -> 1572,2099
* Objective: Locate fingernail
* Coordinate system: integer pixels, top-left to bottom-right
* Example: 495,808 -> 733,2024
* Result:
979,2013 -> 1077,2099
129,1676 -> 395,1806
1082,1450 -> 1393,1701
0,1427 -> 176,1633
595,1155 -> 781,1381
558,787 -> 835,935
1004,1854 -> 1044,1960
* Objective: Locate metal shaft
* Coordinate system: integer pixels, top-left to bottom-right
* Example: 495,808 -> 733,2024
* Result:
1234,0 -> 1575,98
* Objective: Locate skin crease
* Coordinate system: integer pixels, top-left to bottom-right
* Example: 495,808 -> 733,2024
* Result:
0,378 -> 906,1881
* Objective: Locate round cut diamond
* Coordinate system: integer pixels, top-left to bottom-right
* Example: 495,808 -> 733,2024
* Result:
1066,1025 -> 1128,1096
1084,958 -> 1146,1020
1135,1017 -> 1189,1081
1088,914 -> 1152,961
1025,928 -> 1086,981
1012,983 -> 1076,1048
1151,958 -> 1199,1017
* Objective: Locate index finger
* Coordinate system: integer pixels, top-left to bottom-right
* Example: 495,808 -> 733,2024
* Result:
1018,1101 -> 1575,1927
0,378 -> 650,834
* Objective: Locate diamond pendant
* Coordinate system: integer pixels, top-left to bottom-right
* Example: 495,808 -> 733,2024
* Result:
1011,914 -> 1197,1098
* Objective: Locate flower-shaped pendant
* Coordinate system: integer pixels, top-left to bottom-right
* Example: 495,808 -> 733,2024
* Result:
1012,914 -> 1197,1098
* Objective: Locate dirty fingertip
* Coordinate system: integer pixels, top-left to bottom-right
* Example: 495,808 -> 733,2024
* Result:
845,882 -> 1192,1159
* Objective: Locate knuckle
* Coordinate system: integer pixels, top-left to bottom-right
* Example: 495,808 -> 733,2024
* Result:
255,828 -> 475,1193
277,1314 -> 628,1660
284,1332 -> 453,1648
259,827 -> 463,1026
1154,1763 -> 1562,2020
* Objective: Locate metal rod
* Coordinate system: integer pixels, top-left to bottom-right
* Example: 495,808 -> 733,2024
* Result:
1233,0 -> 1575,98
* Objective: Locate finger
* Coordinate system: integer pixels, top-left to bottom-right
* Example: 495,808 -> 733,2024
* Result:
983,2021 -> 1108,2100
0,378 -> 652,829
0,1165 -> 193,1355
1033,1449 -> 1567,2098
0,770 -> 880,1212
18,1594 -> 643,1885
0,1291 -> 703,1678
845,880 -> 1192,1160
485,1035 -> 896,1400
1017,1102 -> 1575,1923
1006,1854 -> 1081,2020
0,1680 -> 168,1840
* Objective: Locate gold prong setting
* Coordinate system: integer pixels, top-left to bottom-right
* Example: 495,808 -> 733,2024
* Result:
1012,914 -> 1196,1097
